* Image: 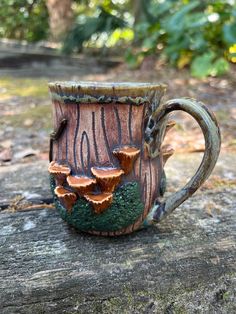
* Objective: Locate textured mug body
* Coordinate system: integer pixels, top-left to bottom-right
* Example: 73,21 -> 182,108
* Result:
48,81 -> 221,236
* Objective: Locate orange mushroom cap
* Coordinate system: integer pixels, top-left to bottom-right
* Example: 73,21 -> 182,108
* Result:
91,167 -> 124,193
48,161 -> 71,185
67,175 -> 96,196
84,192 -> 113,214
113,146 -> 140,174
54,186 -> 77,212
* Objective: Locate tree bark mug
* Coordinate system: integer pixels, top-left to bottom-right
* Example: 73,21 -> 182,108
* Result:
48,82 -> 221,236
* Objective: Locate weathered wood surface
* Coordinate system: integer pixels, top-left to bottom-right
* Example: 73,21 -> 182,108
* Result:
0,153 -> 236,313
0,161 -> 52,210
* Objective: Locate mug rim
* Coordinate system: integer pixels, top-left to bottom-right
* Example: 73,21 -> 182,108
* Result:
48,81 -> 167,105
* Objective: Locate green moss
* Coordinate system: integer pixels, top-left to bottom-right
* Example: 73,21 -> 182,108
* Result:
50,176 -> 144,233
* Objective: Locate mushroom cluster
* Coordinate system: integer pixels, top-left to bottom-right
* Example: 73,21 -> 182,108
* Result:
48,145 -> 140,214
48,161 -> 77,211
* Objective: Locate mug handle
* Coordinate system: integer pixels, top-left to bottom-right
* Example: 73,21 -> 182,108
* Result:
144,98 -> 221,225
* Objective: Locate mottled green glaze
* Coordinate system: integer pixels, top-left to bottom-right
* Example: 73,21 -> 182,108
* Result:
50,176 -> 144,232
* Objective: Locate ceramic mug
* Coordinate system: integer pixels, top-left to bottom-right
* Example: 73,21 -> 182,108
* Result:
48,81 -> 221,236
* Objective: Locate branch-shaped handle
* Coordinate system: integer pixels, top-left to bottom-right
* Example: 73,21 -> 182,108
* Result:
145,98 -> 221,224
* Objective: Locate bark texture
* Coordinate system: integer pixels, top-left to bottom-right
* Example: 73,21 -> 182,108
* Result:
46,0 -> 73,41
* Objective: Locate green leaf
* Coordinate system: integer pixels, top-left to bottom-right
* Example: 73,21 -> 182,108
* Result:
164,1 -> 200,32
191,53 -> 229,78
211,58 -> 229,76
190,53 -> 215,78
223,23 -> 236,44
124,50 -> 144,69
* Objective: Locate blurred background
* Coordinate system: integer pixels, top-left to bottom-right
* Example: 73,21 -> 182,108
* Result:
0,0 -> 236,209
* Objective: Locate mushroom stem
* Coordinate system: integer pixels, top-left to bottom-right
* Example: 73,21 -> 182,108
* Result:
162,144 -> 175,164
164,120 -> 176,137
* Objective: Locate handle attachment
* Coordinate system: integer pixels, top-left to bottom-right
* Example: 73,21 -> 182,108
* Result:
144,98 -> 221,225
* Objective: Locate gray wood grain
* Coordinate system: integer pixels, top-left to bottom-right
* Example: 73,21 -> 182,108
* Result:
0,161 -> 52,209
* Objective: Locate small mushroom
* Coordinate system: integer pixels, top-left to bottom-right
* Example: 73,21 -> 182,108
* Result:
84,192 -> 113,214
48,161 -> 70,185
113,146 -> 140,174
91,167 -> 124,192
162,144 -> 175,164
54,186 -> 77,212
164,120 -> 176,137
67,175 -> 96,196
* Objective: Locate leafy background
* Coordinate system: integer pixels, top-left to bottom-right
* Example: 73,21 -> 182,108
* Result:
0,0 -> 236,77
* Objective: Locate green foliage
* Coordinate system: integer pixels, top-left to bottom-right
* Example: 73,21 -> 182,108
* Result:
126,0 -> 236,77
63,6 -> 127,53
191,52 -> 229,78
0,0 -> 49,42
1,0 -> 235,77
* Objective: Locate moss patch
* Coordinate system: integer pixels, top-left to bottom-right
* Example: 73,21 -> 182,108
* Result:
50,176 -> 144,232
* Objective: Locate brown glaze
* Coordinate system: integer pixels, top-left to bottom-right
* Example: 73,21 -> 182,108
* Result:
162,144 -> 175,164
67,175 -> 96,196
48,161 -> 71,185
84,192 -> 113,214
113,146 -> 140,175
91,167 -> 124,193
54,186 -> 77,212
